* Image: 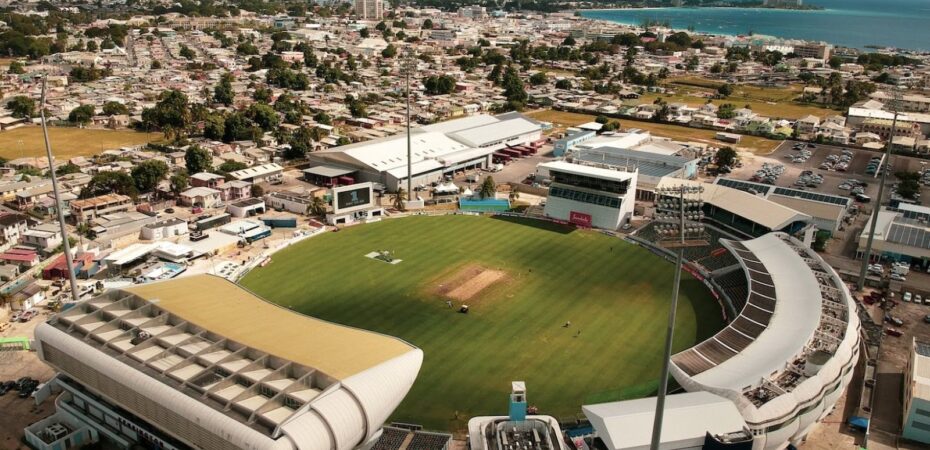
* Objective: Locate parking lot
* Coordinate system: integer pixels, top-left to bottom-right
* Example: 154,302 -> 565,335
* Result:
730,141 -> 930,208
0,312 -> 56,450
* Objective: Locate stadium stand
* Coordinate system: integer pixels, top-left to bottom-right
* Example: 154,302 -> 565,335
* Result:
372,426 -> 452,450
670,233 -> 861,450
371,428 -> 408,450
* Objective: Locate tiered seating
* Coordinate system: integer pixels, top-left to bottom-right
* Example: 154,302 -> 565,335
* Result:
713,269 -> 748,312
633,222 -> 740,271
372,427 -> 408,450
672,238 -> 777,377
408,431 -> 452,450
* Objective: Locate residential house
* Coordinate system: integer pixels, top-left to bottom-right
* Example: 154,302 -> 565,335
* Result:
179,187 -> 222,208
21,223 -> 64,254
0,212 -> 31,250
69,194 -> 133,224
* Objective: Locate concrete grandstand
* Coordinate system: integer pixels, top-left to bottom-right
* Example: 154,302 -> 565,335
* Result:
33,275 -> 423,450
670,233 -> 861,449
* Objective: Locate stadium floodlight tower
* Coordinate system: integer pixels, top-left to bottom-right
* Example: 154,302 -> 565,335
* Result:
857,87 -> 901,292
649,184 -> 709,450
403,46 -> 417,202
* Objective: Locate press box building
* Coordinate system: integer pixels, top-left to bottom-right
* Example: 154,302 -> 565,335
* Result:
538,160 -> 637,229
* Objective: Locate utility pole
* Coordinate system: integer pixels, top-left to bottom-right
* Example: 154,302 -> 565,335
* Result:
857,88 -> 900,291
40,75 -> 80,303
650,184 -> 707,450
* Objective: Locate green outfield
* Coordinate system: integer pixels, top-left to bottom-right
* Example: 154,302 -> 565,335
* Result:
240,215 -> 724,431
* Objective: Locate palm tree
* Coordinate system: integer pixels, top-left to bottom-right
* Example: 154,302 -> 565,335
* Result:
307,196 -> 327,217
392,187 -> 407,211
508,190 -> 520,203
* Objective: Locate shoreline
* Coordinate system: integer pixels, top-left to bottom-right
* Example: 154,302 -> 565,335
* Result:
578,6 -> 827,13
576,8 -> 912,52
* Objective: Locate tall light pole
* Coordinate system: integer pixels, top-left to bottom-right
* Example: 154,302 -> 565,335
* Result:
650,184 -> 708,450
857,89 -> 900,291
40,75 -> 80,303
404,47 -> 415,202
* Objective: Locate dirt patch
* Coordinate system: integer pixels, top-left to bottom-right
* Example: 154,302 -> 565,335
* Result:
435,264 -> 507,301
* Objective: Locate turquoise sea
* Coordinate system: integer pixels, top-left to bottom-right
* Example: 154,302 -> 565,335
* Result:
580,0 -> 930,51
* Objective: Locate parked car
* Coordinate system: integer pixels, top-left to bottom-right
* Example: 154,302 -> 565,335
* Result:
904,292 -> 913,302
891,273 -> 907,282
924,314 -> 930,324
886,328 -> 903,337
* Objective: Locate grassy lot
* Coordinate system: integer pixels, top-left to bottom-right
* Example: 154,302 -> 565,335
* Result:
241,215 -> 723,431
526,109 -> 781,154
650,76 -> 840,120
0,126 -> 162,161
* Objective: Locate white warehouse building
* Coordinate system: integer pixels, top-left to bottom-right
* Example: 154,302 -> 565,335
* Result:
34,275 -> 423,450
538,160 -> 638,230
307,113 -> 543,191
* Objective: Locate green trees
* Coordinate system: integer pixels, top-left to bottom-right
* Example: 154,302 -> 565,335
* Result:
203,113 -> 225,140
245,103 -> 279,131
346,96 -> 368,118
185,145 -> 213,175
8,61 -> 24,74
717,83 -> 734,97
141,90 -> 192,140
179,44 -> 195,60
422,19 -> 433,29
529,72 -> 548,86
501,66 -> 527,111
218,161 -> 248,173
423,75 -> 456,95
223,113 -> 262,142
308,196 -> 328,216
236,42 -> 258,55
714,146 -> 738,168
8,95 -> 35,118
169,173 -> 189,197
252,86 -> 272,103
895,172 -> 921,200
213,72 -> 235,106
716,103 -> 736,119
313,111 -> 332,125
131,160 -> 169,193
68,104 -> 95,125
555,79 -> 572,89
479,176 -> 496,199
561,36 -> 576,46
102,101 -> 129,116
69,65 -> 111,83
284,126 -> 318,160
266,67 -> 309,90
381,44 -> 397,58
82,171 -> 138,199
392,187 -> 407,211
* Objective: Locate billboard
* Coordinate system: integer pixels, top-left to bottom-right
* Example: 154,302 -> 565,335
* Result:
569,211 -> 592,228
332,182 -> 375,214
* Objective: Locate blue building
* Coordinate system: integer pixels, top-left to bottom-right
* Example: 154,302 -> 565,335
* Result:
903,339 -> 930,445
553,130 -> 596,157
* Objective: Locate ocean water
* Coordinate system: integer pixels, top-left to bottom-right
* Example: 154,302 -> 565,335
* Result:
580,0 -> 930,51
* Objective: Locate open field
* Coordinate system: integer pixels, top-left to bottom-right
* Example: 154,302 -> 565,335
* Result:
526,109 -> 781,154
649,76 -> 840,120
241,215 -> 723,431
0,126 -> 162,161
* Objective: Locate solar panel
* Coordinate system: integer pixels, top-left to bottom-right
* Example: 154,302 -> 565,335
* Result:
771,187 -> 851,207
716,178 -> 773,195
917,342 -> 930,357
888,224 -> 930,249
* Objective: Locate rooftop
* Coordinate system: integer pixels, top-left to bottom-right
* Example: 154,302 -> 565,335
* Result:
123,275 -> 415,379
